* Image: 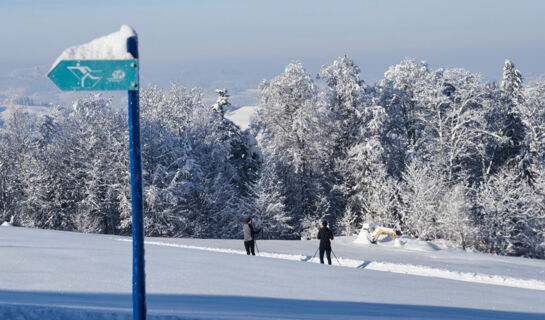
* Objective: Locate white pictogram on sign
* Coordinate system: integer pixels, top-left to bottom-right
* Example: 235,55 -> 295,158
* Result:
108,70 -> 126,82
67,63 -> 102,88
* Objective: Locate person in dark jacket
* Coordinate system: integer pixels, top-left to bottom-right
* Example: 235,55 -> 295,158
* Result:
317,221 -> 334,264
243,217 -> 261,255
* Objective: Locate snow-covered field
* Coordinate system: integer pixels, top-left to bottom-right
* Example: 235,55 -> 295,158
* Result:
225,105 -> 256,130
1,225 -> 545,319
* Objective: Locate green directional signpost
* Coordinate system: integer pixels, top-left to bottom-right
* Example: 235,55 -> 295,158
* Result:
48,33 -> 147,320
48,59 -> 139,91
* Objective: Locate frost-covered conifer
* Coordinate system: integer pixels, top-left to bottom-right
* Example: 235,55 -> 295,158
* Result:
490,60 -> 526,172
212,88 -> 231,117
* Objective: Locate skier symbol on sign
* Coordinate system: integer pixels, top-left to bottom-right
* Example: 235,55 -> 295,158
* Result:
67,63 -> 102,88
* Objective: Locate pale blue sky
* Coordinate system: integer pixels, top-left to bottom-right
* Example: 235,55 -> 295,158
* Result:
1,0 -> 545,104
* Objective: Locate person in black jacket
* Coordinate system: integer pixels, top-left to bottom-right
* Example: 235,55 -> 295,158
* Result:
243,217 -> 261,255
317,221 -> 334,264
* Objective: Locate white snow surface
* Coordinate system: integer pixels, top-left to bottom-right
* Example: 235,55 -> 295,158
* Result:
225,105 -> 256,130
49,25 -> 136,72
354,229 -> 372,244
1,227 -> 545,320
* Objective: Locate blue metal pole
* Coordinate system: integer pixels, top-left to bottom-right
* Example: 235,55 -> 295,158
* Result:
127,35 -> 146,320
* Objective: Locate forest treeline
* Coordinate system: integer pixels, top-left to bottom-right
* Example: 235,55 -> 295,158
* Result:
1,57 -> 544,258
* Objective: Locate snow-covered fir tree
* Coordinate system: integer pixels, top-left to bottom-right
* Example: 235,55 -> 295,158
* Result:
486,60 -> 526,175
212,88 -> 231,117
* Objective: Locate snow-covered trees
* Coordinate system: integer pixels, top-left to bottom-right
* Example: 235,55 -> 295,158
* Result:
380,60 -> 486,183
397,161 -> 473,246
416,68 -> 487,183
15,95 -> 127,233
212,88 -> 231,117
0,110 -> 39,224
485,60 -> 526,176
255,62 -> 330,238
520,79 -> 545,181
138,84 -> 257,238
398,161 -> 444,239
375,58 -> 543,256
2,86 -> 257,239
138,85 -> 202,236
70,95 -> 128,234
253,159 -> 293,239
317,56 -> 385,235
379,58 -> 431,177
475,166 -> 545,257
1,56 -> 543,258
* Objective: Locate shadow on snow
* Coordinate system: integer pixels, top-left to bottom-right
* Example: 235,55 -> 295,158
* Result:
0,290 -> 543,320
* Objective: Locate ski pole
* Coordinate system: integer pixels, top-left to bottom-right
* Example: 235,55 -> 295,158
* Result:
331,249 -> 342,266
255,226 -> 262,256
309,247 -> 319,262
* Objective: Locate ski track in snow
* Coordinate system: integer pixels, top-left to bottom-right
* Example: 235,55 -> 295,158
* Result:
116,238 -> 545,292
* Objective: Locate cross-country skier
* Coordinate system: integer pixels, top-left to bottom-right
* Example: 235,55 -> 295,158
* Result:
243,217 -> 261,255
317,221 -> 334,264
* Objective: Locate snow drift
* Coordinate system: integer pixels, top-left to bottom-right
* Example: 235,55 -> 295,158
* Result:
49,25 -> 137,72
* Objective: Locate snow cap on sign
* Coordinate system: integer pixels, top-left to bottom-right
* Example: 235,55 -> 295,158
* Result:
49,25 -> 137,72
